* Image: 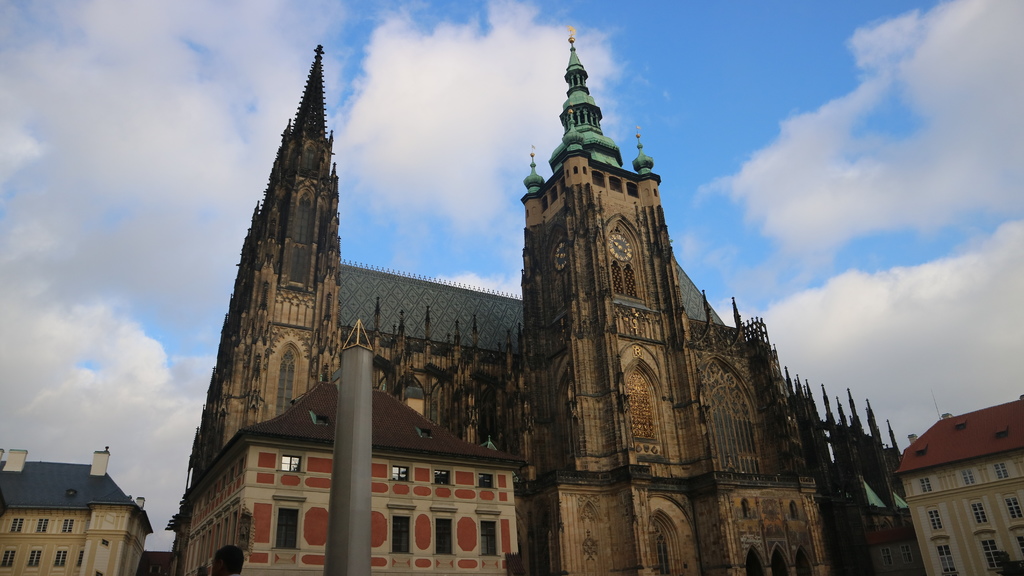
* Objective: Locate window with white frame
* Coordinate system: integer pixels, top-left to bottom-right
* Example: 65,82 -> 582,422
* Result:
54,550 -> 68,567
880,547 -> 893,566
391,465 -> 409,482
928,509 -> 943,530
993,462 -> 1009,479
1,551 -> 14,567
961,469 -> 976,485
981,539 -> 1000,570
35,519 -> 48,533
900,544 -> 913,563
61,519 -> 74,533
919,477 -> 932,493
9,519 -> 23,533
280,455 -> 301,472
971,501 -> 988,524
1007,496 -> 1023,519
27,550 -> 41,567
936,544 -> 956,574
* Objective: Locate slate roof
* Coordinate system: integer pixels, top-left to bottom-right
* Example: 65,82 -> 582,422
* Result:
242,382 -> 524,465
337,260 -> 723,346
0,461 -> 136,509
338,262 -> 523,351
896,397 -> 1024,474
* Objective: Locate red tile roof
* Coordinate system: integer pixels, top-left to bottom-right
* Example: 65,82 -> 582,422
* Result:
896,397 -> 1024,474
242,382 -> 523,465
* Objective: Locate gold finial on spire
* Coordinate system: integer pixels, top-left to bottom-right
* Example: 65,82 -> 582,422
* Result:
636,125 -> 642,140
531,144 -> 536,159
567,26 -> 576,44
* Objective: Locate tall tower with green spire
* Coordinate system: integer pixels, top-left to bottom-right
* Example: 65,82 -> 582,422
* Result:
517,35 -> 825,576
190,45 -> 342,475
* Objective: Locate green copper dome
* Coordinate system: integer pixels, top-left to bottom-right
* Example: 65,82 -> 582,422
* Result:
632,134 -> 655,174
548,38 -> 623,171
523,155 -> 544,192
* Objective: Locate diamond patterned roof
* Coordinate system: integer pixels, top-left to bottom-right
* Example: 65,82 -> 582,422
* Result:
339,263 -> 523,351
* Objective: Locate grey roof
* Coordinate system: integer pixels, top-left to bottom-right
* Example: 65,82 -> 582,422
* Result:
339,262 -> 523,351
676,261 -> 724,325
336,259 -> 722,348
0,461 -> 135,509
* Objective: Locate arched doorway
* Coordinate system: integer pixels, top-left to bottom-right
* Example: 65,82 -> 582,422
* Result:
771,548 -> 789,576
745,549 -> 764,576
794,549 -> 812,576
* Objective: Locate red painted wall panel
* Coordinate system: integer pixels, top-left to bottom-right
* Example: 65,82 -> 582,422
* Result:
371,511 -> 387,548
455,471 -> 474,485
501,518 -> 511,554
371,463 -> 388,478
307,456 -> 332,473
301,555 -> 324,565
414,467 -> 430,482
280,475 -> 300,486
257,452 -> 276,468
457,517 -> 477,552
305,477 -> 331,489
498,474 -> 507,488
255,473 -> 275,485
415,514 -> 431,551
253,503 -> 272,543
304,507 -> 328,546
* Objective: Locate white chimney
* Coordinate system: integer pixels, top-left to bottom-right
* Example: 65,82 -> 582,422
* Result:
907,434 -> 919,443
91,448 -> 110,477
135,497 -> 146,509
941,413 -> 953,419
6,449 -> 27,472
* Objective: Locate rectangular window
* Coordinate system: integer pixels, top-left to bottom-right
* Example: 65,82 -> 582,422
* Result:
391,465 -> 409,482
928,509 -> 943,530
435,519 -> 452,555
937,544 -> 956,574
994,462 -> 1009,479
480,521 -> 497,556
880,547 -> 893,566
609,177 -> 622,192
100,540 -> 109,547
36,519 -> 49,533
971,502 -> 988,524
1007,496 -> 1023,519
392,516 -> 410,553
961,469 -> 976,485
981,540 -> 1000,569
900,544 -> 913,563
1,551 -> 14,567
54,551 -> 68,567
592,172 -> 605,188
920,477 -> 932,493
77,551 -> 84,567
626,182 -> 639,197
61,519 -> 74,533
280,455 -> 301,472
478,473 -> 494,488
9,519 -> 23,533
434,469 -> 450,485
275,508 -> 298,548
1018,535 -> 1024,558
28,551 -> 41,567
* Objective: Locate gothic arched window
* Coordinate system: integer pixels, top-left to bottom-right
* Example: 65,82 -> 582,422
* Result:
654,531 -> 670,575
623,264 -> 637,297
276,350 -> 295,415
301,146 -> 316,171
627,371 -> 655,439
295,198 -> 313,244
703,362 -> 760,473
611,262 -> 624,294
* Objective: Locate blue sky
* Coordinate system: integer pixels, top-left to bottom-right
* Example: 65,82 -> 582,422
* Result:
2,0 -> 1023,551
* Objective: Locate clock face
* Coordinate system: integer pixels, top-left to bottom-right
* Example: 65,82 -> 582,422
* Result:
553,241 -> 568,270
609,233 -> 633,262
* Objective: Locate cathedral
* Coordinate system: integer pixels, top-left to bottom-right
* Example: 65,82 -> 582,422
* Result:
175,40 -> 910,576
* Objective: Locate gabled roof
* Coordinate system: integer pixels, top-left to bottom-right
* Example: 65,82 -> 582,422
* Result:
896,397 -> 1024,474
243,382 -> 523,465
0,461 -> 137,509
338,263 -> 523,352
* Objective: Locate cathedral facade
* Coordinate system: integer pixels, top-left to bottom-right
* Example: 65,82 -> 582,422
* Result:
177,41 -> 909,576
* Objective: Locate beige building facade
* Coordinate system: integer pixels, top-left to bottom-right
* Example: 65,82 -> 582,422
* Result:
0,450 -> 151,576
898,397 -> 1024,575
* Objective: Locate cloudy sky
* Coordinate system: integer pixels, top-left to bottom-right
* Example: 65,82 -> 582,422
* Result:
2,0 -> 1022,551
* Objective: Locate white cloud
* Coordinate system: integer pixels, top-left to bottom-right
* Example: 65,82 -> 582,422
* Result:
0,0 -> 346,550
763,219 -> 1024,444
337,2 -> 617,239
712,0 -> 1024,257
